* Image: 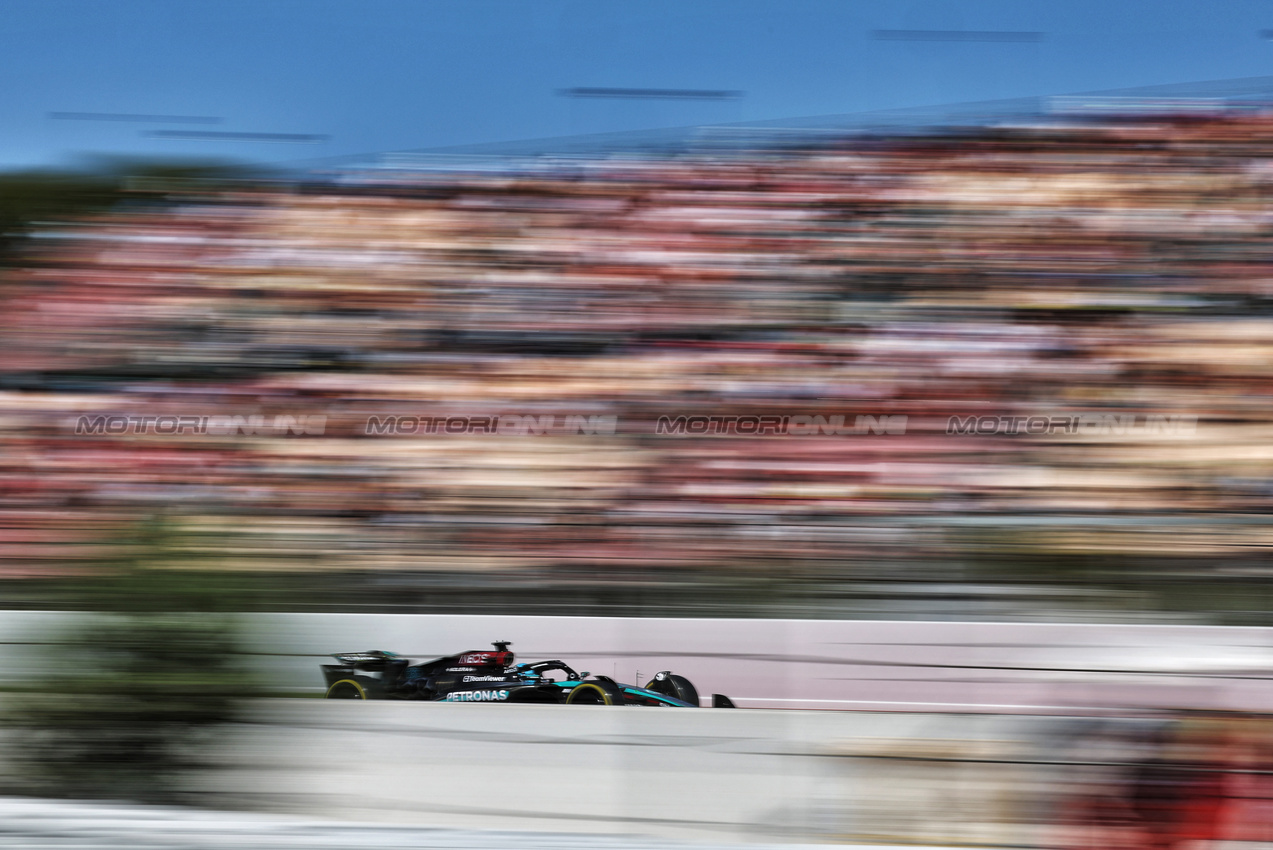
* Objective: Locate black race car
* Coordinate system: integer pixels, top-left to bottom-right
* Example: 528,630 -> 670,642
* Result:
321,641 -> 735,707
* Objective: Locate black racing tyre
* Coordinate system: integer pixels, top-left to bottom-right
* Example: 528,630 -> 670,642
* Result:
646,673 -> 699,707
325,679 -> 367,700
566,678 -> 625,706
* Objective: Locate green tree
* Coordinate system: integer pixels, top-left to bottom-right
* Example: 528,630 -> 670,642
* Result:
4,519 -> 258,803
0,158 -> 267,262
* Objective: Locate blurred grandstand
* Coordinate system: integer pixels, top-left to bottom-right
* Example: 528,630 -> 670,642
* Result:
5,81 -> 1273,621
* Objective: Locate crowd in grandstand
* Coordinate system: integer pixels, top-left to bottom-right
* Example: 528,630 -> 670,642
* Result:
3,113 -> 1272,610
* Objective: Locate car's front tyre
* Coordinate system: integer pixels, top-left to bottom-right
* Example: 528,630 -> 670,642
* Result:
646,672 -> 700,707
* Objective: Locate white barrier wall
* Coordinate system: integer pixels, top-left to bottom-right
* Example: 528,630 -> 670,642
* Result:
245,614 -> 1273,712
4,612 -> 1273,711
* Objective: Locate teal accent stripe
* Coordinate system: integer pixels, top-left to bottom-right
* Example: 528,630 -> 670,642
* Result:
623,687 -> 680,705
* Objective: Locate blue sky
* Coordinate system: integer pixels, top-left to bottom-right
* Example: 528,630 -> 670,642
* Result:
4,0 -> 1273,168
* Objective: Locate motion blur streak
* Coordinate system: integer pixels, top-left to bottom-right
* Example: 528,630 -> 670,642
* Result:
73,702 -> 1273,845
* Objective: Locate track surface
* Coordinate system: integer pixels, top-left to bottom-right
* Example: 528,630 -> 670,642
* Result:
0,797 -> 850,850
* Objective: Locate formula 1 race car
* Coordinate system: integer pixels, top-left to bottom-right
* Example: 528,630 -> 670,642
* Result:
321,641 -> 736,707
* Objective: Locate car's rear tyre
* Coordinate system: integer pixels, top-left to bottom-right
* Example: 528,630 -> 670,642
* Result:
325,679 -> 367,700
646,673 -> 699,707
566,679 -> 625,706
